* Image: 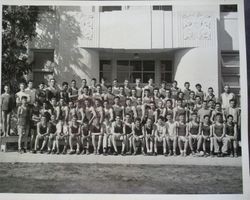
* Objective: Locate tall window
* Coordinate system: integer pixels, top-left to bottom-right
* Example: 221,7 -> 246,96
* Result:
161,60 -> 172,83
100,60 -> 112,83
117,60 -> 155,83
152,5 -> 172,11
100,6 -> 122,12
220,5 -> 237,12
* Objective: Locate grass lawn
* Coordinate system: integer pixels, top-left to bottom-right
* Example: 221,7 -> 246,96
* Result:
0,163 -> 242,194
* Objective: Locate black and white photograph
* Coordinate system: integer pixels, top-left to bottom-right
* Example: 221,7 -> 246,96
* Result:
0,0 -> 249,199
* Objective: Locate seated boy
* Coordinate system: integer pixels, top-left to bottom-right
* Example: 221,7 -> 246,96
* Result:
132,118 -> 145,155
166,113 -> 178,156
225,115 -> 238,157
154,116 -> 167,156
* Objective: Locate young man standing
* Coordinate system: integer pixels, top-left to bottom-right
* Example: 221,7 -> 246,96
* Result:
225,115 -> 238,157
177,114 -> 188,156
166,113 -> 178,156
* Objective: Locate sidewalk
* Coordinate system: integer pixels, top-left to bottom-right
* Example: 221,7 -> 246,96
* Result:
0,152 -> 242,166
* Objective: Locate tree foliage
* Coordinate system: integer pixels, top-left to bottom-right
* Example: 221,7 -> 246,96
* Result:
2,6 -> 40,92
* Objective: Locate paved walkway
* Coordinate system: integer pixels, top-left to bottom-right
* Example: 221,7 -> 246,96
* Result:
0,152 -> 242,166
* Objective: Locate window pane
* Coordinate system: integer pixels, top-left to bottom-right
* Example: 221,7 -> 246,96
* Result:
143,73 -> 155,83
143,60 -> 154,71
161,60 -> 172,71
100,60 -> 112,71
130,60 -> 142,71
34,51 -> 54,69
220,5 -> 237,12
161,73 -> 172,83
100,71 -> 112,83
101,6 -> 122,12
153,5 -> 172,11
117,60 -> 130,71
131,72 -> 142,83
221,53 -> 239,67
117,72 -> 130,83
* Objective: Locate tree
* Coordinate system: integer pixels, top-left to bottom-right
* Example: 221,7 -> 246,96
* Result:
2,6 -> 40,92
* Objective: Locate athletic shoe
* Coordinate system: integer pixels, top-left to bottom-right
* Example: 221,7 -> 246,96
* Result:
234,153 -> 238,158
56,150 -> 60,155
69,150 -> 75,154
47,150 -> 52,154
113,151 -> 118,156
164,153 -> 168,157
32,150 -> 37,154
153,152 -> 157,156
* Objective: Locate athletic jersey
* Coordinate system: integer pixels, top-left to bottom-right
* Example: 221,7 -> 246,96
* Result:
134,125 -> 143,136
135,86 -> 143,98
70,124 -> 79,134
167,121 -> 178,137
142,97 -> 151,105
112,86 -> 120,96
38,123 -> 48,135
152,97 -> 162,107
94,106 -> 103,120
189,122 -> 199,135
146,108 -> 156,121
183,89 -> 191,100
48,122 -> 57,134
198,108 -> 211,123
130,96 -> 137,107
84,106 -> 93,122
46,87 -> 59,101
36,89 -> 46,105
113,122 -> 123,134
56,123 -> 64,136
75,108 -> 83,121
124,123 -> 132,135
124,106 -> 134,118
135,105 -> 143,119
68,87 -> 78,102
156,108 -> 165,118
92,93 -> 103,102
145,124 -> 154,135
103,93 -> 115,105
202,124 -> 210,136
171,87 -> 181,100
113,105 -> 123,118
124,87 -> 131,97
195,103 -> 202,111
1,93 -> 14,112
90,125 -> 101,133
195,91 -> 205,100
178,122 -> 186,137
225,123 -> 235,136
174,107 -> 186,121
214,123 -> 224,137
18,106 -> 30,126
81,125 -> 89,136
104,108 -> 111,121
156,123 -> 165,136
159,88 -> 167,98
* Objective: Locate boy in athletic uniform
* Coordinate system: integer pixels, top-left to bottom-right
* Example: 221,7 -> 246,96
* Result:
144,118 -> 156,155
78,79 -> 88,96
130,88 -> 138,107
197,101 -> 211,123
111,115 -> 126,155
16,82 -> 29,107
103,85 -> 115,106
199,115 -> 213,157
143,78 -> 154,97
33,115 -> 49,154
25,80 -> 36,106
102,116 -> 112,156
1,85 -> 14,137
112,96 -> 123,120
186,102 -> 196,123
47,114 -> 58,154
118,86 -> 126,106
112,79 -> 120,96
212,113 -> 228,157
132,118 -> 145,155
159,81 -> 167,98
89,78 -> 97,96
205,87 -> 216,102
152,88 -> 161,106
93,99 -> 104,124
225,115 -> 238,157
123,113 -> 133,155
124,79 -> 131,97
194,96 -> 202,111
78,86 -> 90,107
187,112 -> 202,156
183,82 -> 191,101
46,78 -> 59,102
154,116 -> 167,156
165,99 -> 174,118
92,84 -> 103,102
144,101 -> 158,123
173,99 -> 186,122
83,98 -> 95,125
210,102 -> 226,123
30,100 -> 41,151
142,89 -> 151,106
195,83 -> 205,101
225,99 -> 240,124
170,80 -> 181,101
123,98 -> 134,121
81,121 -> 90,155
55,119 -> 68,154
68,80 -> 79,103
177,114 -> 188,156
166,113 -> 178,156
133,97 -> 144,123
220,85 -> 235,110
69,115 -> 81,154
135,78 -> 143,98
100,77 -> 108,94
156,101 -> 166,121
90,117 -> 103,155
36,82 -> 47,106
17,96 -> 31,153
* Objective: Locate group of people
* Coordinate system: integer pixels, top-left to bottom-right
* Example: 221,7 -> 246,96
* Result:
0,77 -> 240,157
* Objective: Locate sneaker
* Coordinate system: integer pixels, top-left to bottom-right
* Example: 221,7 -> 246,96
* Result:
153,152 -> 157,156
76,150 -> 80,155
47,150 -> 52,154
62,150 -> 67,155
86,150 -> 90,155
230,153 -> 234,158
183,152 -> 187,157
18,149 -> 22,154
234,153 -> 238,158
81,150 -> 86,155
113,151 -> 118,156
40,150 -> 44,154
121,152 -> 126,156
32,150 -> 37,154
107,148 -> 112,155
69,150 -> 75,154
23,149 -> 27,153
126,151 -> 132,155
173,152 -> 177,156
56,150 -> 60,155
164,153 -> 168,157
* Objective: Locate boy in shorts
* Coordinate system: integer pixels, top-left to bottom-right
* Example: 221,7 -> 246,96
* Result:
177,114 -> 188,156
132,118 -> 145,155
225,115 -> 238,157
55,119 -> 68,154
144,118 -> 156,155
166,113 -> 178,156
200,115 -> 213,157
154,116 -> 167,156
17,96 -> 31,153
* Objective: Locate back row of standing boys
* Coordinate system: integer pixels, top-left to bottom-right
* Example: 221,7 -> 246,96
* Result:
1,77 -> 240,157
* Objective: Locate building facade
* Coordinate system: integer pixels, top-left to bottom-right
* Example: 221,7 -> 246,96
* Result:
28,1 -> 240,98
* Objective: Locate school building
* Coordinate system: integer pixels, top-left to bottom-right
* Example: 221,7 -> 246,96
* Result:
28,1 -> 240,98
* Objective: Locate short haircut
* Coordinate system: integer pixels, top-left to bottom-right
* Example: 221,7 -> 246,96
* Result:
191,112 -> 198,116
215,102 -> 221,106
27,80 -> 33,84
208,87 -> 213,91
83,86 -> 89,90
91,78 -> 96,81
158,116 -> 165,121
227,114 -> 234,119
107,85 -> 112,89
135,117 -> 141,122
114,96 -> 120,100
21,96 -> 27,100
203,115 -> 210,119
62,82 -> 68,86
144,89 -> 150,92
195,83 -> 202,88
216,113 -> 223,117
71,79 -> 76,83
229,99 -> 235,102
184,82 -> 190,85
173,80 -> 177,84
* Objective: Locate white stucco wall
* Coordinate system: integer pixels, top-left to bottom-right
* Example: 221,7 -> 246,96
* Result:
174,47 -> 219,96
